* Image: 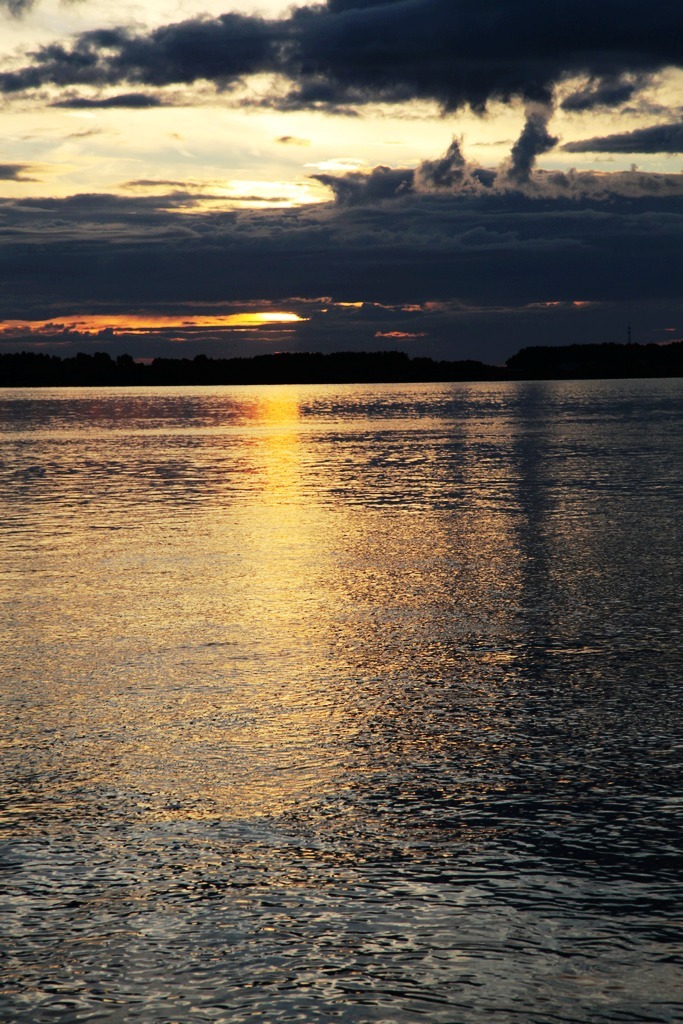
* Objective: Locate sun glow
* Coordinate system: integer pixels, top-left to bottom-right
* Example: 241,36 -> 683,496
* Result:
0,312 -> 306,335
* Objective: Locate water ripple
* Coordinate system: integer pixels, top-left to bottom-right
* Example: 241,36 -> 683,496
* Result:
1,380 -> 682,1023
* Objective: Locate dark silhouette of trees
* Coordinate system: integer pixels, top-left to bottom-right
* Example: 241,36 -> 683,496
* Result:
506,341 -> 683,379
0,341 -> 680,387
0,349 -> 504,386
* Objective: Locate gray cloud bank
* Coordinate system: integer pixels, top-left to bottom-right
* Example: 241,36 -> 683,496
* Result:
1,0 -> 681,115
0,174 -> 680,359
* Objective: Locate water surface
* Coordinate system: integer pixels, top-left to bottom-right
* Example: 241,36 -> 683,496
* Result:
1,380 -> 682,1022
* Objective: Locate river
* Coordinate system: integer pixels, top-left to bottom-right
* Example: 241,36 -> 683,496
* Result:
1,379 -> 681,1022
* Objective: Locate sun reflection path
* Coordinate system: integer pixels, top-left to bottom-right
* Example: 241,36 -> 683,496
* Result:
250,388 -> 304,500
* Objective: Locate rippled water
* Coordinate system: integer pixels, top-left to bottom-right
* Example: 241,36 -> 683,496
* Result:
1,380 -> 682,1023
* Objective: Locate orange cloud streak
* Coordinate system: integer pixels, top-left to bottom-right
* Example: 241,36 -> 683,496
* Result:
0,312 -> 305,335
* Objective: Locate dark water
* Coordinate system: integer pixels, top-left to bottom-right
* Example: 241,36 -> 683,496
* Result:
1,380 -> 681,1023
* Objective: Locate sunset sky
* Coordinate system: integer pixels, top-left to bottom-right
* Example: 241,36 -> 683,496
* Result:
1,0 -> 682,362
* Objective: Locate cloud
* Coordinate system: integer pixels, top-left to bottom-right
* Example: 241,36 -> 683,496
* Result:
0,177 -> 680,308
561,73 -> 650,111
0,0 -> 34,15
564,121 -> 683,154
314,121 -> 683,207
1,1 -> 681,113
313,164 -> 414,203
0,15 -> 276,94
123,178 -> 192,189
314,137 -> 492,204
276,136 -> 310,146
375,330 -> 427,339
415,137 -> 469,190
51,92 -> 164,109
66,127 -> 104,138
501,102 -> 558,184
0,162 -> 36,180
0,180 -> 681,359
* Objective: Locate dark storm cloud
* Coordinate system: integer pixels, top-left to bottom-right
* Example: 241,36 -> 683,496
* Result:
0,184 -> 681,312
0,176 -> 681,358
564,122 -> 683,154
415,137 -> 469,190
51,92 -> 164,108
314,164 -> 414,203
1,1 -> 681,112
561,74 -> 650,112
504,102 -> 558,184
314,137 -> 489,204
314,126 -> 683,206
0,15 -> 277,93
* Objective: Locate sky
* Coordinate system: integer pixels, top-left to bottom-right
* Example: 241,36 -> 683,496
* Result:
0,0 -> 682,363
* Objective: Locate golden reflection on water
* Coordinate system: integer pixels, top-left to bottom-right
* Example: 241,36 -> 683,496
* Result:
251,387 -> 303,503
5,385 -> 525,830
1,386 -> 352,828
2,382 -> 682,1024
2,382 -> 678,836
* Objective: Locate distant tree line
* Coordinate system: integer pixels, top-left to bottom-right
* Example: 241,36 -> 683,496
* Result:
0,350 -> 503,386
0,342 -> 681,387
506,341 -> 683,379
